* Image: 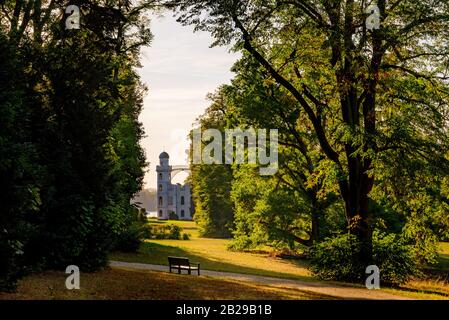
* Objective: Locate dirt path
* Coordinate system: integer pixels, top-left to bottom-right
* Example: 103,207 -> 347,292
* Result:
110,261 -> 411,300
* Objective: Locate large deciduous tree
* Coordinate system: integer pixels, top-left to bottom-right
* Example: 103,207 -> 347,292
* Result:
189,90 -> 235,238
166,0 -> 449,269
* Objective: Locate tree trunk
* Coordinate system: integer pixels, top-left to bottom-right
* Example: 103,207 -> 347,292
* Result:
310,193 -> 320,243
343,156 -> 375,270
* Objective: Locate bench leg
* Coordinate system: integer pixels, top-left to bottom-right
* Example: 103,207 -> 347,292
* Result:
188,268 -> 191,275
198,268 -> 200,276
178,267 -> 181,274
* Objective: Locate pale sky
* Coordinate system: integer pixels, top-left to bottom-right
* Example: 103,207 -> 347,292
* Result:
138,12 -> 240,189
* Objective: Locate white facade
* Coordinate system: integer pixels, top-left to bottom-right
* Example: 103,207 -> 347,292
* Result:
156,152 -> 192,220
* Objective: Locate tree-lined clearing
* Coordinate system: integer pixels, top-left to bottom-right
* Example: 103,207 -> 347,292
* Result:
112,220 -> 312,280
1,0 -> 449,299
111,220 -> 449,299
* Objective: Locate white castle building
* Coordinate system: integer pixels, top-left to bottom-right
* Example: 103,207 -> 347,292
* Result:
156,151 -> 193,220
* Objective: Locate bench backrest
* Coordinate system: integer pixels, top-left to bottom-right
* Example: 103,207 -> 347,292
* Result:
168,256 -> 190,266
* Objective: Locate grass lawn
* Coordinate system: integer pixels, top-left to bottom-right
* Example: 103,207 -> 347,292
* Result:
111,220 -> 449,300
1,221 -> 447,300
111,220 -> 312,282
0,268 -> 328,300
436,242 -> 449,270
391,242 -> 449,298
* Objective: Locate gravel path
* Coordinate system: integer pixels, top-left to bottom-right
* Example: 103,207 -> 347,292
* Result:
109,261 -> 411,300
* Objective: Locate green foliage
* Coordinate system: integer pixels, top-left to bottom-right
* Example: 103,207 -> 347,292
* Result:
309,234 -> 362,282
0,2 -> 151,290
229,167 -> 331,252
182,233 -> 191,240
2,0 -> 449,291
114,223 -> 144,253
168,0 -> 449,280
142,224 -> 190,241
0,237 -> 25,292
373,232 -> 420,286
163,225 -> 182,240
113,207 -> 149,253
228,167 -> 272,251
0,32 -> 40,290
190,91 -> 234,238
202,60 -> 341,250
310,231 -> 419,285
169,212 -> 179,220
192,163 -> 234,238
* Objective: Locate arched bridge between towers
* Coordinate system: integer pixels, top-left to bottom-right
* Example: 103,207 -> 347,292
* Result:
171,165 -> 190,179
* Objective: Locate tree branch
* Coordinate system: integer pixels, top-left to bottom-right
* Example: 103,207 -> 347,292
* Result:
232,14 -> 341,167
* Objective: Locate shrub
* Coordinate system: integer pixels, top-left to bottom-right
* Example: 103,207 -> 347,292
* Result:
114,224 -> 143,252
372,231 -> 419,285
182,233 -> 191,240
166,224 -> 182,239
169,212 -> 179,220
0,33 -> 40,291
227,235 -> 261,251
0,237 -> 25,292
309,233 -> 363,282
143,224 -> 189,240
141,224 -> 153,239
309,231 -> 418,286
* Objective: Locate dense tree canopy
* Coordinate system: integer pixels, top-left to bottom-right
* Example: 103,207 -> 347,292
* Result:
1,0 -> 449,290
0,0 -> 152,290
189,90 -> 235,238
175,0 -> 449,280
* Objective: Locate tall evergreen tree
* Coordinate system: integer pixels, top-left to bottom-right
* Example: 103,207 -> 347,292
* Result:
0,0 -> 153,289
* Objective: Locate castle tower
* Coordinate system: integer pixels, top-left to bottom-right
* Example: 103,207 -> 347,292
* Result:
156,151 -> 193,221
156,151 -> 171,220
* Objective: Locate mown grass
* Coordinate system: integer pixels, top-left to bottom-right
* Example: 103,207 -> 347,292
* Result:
392,242 -> 449,299
0,268 -> 328,300
111,220 -> 449,300
111,220 -> 312,282
436,242 -> 449,270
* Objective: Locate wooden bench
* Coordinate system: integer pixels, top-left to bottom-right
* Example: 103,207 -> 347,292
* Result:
168,256 -> 200,275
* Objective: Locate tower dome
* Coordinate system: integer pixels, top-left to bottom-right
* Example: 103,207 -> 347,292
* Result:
159,151 -> 169,159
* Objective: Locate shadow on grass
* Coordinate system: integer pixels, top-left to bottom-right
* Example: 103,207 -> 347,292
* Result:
395,285 -> 449,299
146,219 -> 168,225
422,253 -> 449,280
393,253 -> 449,299
110,243 -> 449,299
0,269 -> 326,300
437,253 -> 449,270
111,242 -> 314,282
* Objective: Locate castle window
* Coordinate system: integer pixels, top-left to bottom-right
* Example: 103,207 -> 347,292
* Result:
158,210 -> 162,217
159,173 -> 163,180
159,184 -> 162,192
181,196 -> 185,205
168,197 -> 173,206
158,197 -> 163,206
181,210 -> 185,218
